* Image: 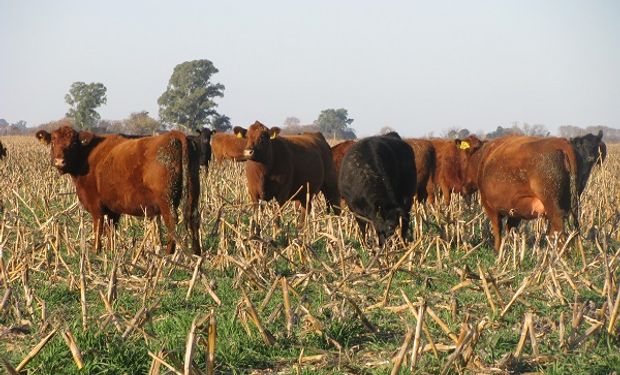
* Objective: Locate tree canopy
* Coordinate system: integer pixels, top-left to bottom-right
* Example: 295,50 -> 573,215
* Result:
158,59 -> 225,131
123,111 -> 162,135
65,82 -> 107,130
283,116 -> 301,128
313,108 -> 356,139
379,126 -> 395,135
211,113 -> 232,132
486,122 -> 549,139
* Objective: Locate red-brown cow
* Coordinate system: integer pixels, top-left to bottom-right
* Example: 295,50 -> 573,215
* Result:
0,140 -> 6,160
36,126 -> 201,254
404,139 -> 436,202
211,132 -> 247,163
330,140 -> 356,177
461,132 -> 605,251
428,137 -> 482,204
235,121 -> 340,212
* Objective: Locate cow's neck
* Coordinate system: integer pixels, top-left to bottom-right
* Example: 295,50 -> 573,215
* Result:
67,136 -> 105,177
463,145 -> 485,191
246,160 -> 271,197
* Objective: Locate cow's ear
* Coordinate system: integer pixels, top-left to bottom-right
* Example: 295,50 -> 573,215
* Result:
196,128 -> 202,135
79,131 -> 95,146
233,126 -> 247,138
269,127 -> 281,139
455,139 -> 470,150
35,130 -> 51,145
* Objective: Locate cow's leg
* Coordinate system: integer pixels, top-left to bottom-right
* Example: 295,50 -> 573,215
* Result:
505,217 -> 521,234
188,210 -> 201,255
416,184 -> 428,203
184,178 -> 201,256
321,180 -> 342,215
441,183 -> 452,205
104,213 -> 121,251
426,179 -> 436,205
401,197 -> 414,242
159,203 -> 178,255
546,207 -> 566,247
399,214 -> 411,242
481,201 -> 502,252
92,214 -> 104,253
291,197 -> 310,226
490,213 -> 503,252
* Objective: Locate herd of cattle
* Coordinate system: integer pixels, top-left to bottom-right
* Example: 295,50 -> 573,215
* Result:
0,123 -> 605,255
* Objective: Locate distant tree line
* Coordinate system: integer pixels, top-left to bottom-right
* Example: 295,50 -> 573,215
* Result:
0,119 -> 27,135
559,125 -> 620,143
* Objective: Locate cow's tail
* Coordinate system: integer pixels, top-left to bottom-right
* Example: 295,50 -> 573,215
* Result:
565,149 -> 579,230
180,134 -> 201,253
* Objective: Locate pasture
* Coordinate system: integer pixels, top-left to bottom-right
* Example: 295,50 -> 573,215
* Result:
0,135 -> 619,374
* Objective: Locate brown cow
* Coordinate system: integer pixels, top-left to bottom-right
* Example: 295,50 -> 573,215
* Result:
428,136 -> 482,204
36,126 -> 201,254
0,140 -> 6,160
330,140 -> 356,177
404,139 -> 436,202
461,132 -> 605,251
211,132 -> 247,162
235,121 -> 340,212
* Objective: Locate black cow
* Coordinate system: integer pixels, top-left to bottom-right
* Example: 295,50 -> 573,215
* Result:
0,140 -> 6,160
339,132 -> 417,245
188,128 -> 214,168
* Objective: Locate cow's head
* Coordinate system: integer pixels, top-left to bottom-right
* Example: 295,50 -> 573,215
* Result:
375,206 -> 405,246
195,128 -> 215,165
456,135 -> 485,195
570,130 -> 605,193
235,121 -> 281,162
0,141 -> 6,160
35,126 -> 95,174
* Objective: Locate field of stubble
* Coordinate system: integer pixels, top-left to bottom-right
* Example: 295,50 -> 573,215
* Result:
0,135 -> 619,374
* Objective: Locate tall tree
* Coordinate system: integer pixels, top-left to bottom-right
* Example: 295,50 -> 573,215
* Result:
158,59 -> 225,131
65,82 -> 107,130
211,113 -> 232,132
313,108 -> 355,139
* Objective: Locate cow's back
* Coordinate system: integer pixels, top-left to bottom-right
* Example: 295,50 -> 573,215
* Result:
211,133 -> 245,161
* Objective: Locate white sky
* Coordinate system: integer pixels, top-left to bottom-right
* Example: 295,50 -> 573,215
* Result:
1,0 -> 619,137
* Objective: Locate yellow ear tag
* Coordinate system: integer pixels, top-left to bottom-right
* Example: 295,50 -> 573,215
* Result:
459,141 -> 470,150
236,132 -> 243,138
270,133 -> 277,139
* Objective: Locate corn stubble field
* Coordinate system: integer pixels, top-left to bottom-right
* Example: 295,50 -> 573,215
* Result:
0,135 -> 619,375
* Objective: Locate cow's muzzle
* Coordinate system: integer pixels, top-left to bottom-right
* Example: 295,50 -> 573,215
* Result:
243,149 -> 254,158
54,158 -> 66,168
